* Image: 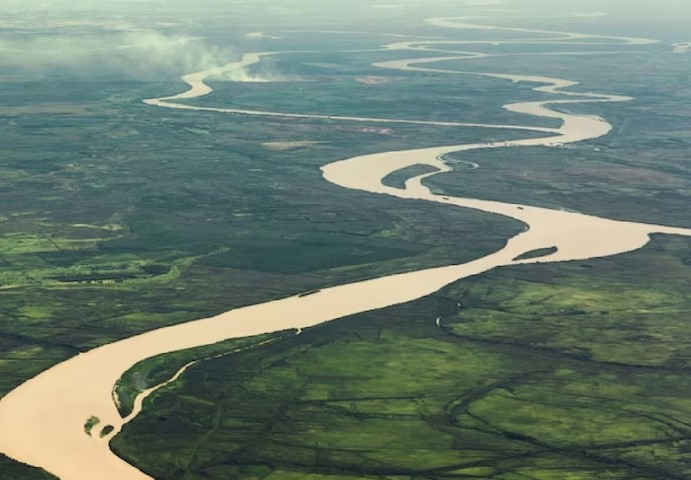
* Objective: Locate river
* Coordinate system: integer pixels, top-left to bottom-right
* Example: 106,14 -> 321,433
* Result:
1,16 -> 689,480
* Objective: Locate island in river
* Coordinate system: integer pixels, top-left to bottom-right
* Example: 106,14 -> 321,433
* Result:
1,1 -> 691,479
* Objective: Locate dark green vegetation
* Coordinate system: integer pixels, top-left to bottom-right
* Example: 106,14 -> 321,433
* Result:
426,50 -> 691,229
0,6 -> 542,478
512,246 -> 557,261
0,457 -> 58,480
113,235 -> 691,479
116,333 -> 289,418
188,52 -> 562,129
3,0 -> 691,478
381,164 -> 441,190
0,77 -> 524,397
0,78 -> 526,480
84,416 -> 101,436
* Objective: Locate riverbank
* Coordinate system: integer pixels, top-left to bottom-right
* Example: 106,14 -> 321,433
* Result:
1,16 -> 688,480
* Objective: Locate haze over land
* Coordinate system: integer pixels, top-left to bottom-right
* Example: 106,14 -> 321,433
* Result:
1,0 -> 690,82
1,1 -> 691,479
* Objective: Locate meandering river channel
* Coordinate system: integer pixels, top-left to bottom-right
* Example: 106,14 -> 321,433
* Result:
1,16 -> 690,480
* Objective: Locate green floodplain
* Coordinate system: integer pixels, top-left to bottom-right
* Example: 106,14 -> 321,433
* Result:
111,234 -> 691,480
2,0 -> 691,478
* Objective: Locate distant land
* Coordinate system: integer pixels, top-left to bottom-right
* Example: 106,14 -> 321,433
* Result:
1,1 -> 691,479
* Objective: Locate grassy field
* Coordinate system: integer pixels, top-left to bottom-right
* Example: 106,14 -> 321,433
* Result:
425,51 -> 691,229
184,51 -> 562,130
0,41 -> 528,480
0,67 -> 541,378
109,33 -> 691,480
112,235 -> 691,480
2,2 -> 691,478
0,81 -> 527,476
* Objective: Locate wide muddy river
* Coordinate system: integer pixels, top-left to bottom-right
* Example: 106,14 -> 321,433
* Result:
1,16 -> 690,480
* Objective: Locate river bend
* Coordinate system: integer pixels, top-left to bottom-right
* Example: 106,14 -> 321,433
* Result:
0,16 -> 689,480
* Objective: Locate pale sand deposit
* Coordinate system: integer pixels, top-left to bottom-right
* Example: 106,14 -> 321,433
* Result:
355,76 -> 391,84
246,32 -> 280,40
262,140 -> 325,150
0,16 -> 688,480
